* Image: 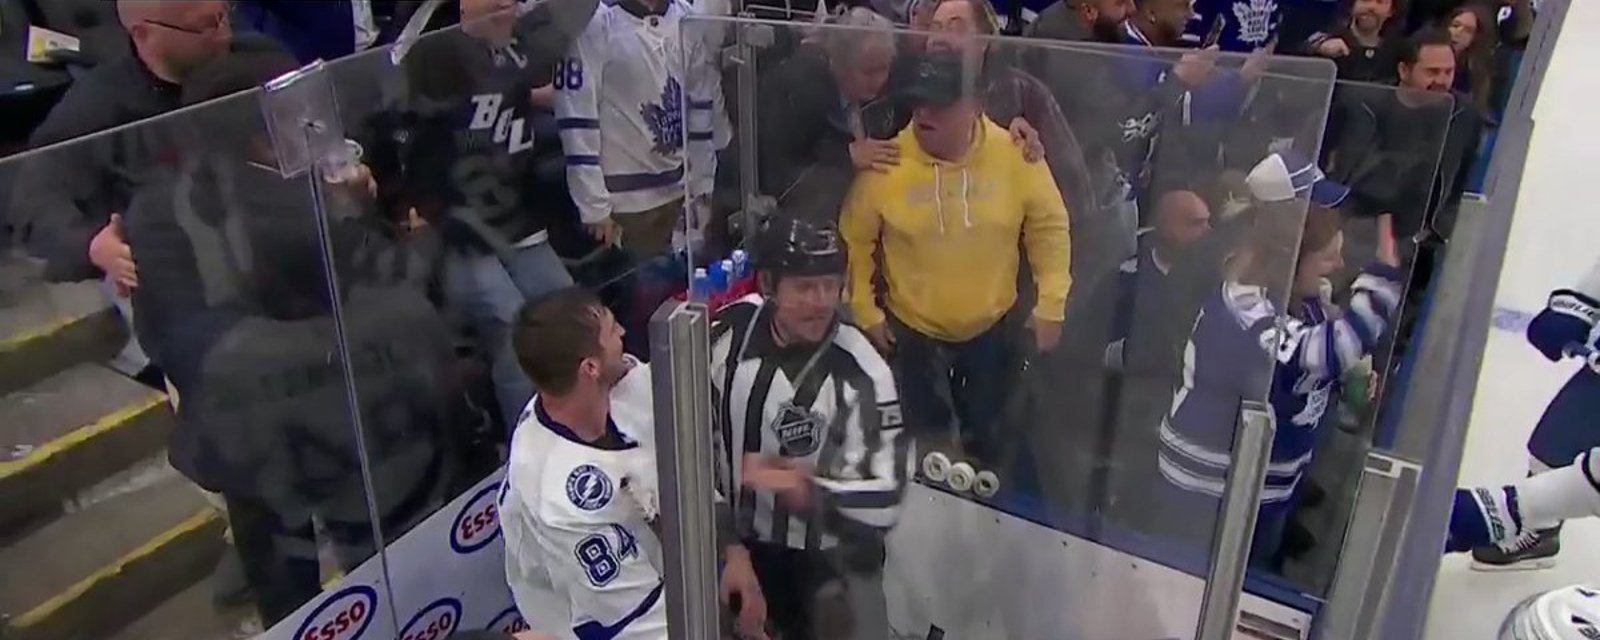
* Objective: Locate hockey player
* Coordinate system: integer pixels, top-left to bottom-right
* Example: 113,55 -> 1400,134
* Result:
711,217 -> 913,640
554,0 -> 721,263
499,288 -> 769,639
1454,256 -> 1600,569
1155,153 -> 1404,570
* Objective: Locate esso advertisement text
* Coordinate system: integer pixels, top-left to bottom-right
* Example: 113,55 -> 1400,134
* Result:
398,597 -> 463,640
451,484 -> 502,553
293,585 -> 378,640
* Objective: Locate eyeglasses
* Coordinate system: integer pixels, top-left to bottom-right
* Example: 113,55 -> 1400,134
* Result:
145,10 -> 229,36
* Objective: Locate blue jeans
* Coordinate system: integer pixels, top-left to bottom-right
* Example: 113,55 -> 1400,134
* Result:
444,241 -> 573,430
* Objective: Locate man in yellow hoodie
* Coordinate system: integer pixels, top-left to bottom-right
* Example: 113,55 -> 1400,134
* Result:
840,51 -> 1072,462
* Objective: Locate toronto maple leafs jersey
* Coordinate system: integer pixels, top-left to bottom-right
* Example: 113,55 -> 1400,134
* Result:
710,295 -> 912,552
501,358 -> 668,640
1183,0 -> 1282,52
1157,263 -> 1403,518
556,0 -> 720,224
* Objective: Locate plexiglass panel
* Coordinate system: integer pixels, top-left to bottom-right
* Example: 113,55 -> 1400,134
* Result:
0,82 -> 387,638
673,12 -> 1343,639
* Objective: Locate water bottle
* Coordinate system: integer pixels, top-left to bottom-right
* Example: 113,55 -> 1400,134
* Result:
730,250 -> 749,279
720,259 -> 736,288
707,260 -> 729,294
691,268 -> 711,302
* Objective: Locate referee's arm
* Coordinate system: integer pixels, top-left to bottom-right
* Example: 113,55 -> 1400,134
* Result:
810,328 -> 913,533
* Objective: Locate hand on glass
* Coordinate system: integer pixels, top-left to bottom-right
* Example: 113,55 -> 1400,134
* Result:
1008,117 -> 1045,163
89,213 -> 137,296
1174,45 -> 1219,87
849,137 -> 900,173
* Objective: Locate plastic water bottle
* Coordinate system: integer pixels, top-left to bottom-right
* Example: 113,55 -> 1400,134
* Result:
730,250 -> 748,279
691,268 -> 711,302
707,260 -> 729,294
720,259 -> 735,287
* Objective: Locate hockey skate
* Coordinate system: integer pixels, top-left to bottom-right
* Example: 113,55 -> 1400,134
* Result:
1471,525 -> 1561,571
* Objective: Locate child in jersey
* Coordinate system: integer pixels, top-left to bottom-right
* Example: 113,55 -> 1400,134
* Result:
1155,152 -> 1405,570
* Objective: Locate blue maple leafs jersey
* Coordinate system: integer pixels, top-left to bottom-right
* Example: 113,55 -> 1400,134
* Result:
1183,0 -> 1282,52
1158,264 -> 1403,510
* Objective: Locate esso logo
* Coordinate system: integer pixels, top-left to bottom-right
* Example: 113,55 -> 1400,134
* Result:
293,585 -> 378,640
398,598 -> 462,640
451,484 -> 502,553
486,606 -> 531,635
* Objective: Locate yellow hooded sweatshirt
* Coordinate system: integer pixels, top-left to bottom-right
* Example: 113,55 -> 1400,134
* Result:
841,116 -> 1071,343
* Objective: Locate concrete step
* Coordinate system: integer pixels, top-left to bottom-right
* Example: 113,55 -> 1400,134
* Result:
106,578 -> 261,640
0,364 -> 173,536
0,274 -> 122,397
0,461 -> 225,640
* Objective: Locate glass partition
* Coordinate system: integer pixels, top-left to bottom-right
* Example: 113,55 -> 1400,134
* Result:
672,13 -> 1341,638
0,86 -> 388,638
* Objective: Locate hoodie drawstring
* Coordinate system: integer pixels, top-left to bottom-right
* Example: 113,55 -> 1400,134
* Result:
931,165 -> 975,235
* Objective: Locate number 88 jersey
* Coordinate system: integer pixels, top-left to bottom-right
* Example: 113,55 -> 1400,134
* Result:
501,394 -> 667,640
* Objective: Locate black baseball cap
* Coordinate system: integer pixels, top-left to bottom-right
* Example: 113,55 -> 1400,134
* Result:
897,51 -> 971,107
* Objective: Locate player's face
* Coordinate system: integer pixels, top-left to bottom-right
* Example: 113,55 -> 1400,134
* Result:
1294,230 -> 1345,297
772,274 -> 844,344
588,308 -> 629,388
1400,44 -> 1457,93
836,38 -> 896,103
926,0 -> 984,58
912,100 -> 980,160
1352,0 -> 1392,32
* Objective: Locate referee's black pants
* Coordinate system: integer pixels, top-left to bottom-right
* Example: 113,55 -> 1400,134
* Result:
745,540 -> 886,640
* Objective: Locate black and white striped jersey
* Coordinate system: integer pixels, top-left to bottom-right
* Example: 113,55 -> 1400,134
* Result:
710,294 -> 911,551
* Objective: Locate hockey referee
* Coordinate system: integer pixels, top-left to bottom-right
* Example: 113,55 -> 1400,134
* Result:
710,217 -> 912,640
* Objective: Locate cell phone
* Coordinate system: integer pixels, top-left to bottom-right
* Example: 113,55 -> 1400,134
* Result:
1201,14 -> 1225,48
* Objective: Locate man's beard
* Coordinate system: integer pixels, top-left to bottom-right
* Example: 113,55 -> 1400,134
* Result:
1092,16 -> 1122,43
1353,12 -> 1382,33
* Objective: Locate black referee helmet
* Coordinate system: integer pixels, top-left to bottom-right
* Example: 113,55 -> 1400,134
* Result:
751,216 -> 846,281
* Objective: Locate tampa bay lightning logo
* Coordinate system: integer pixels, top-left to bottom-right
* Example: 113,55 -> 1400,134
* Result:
640,77 -> 685,156
566,464 -> 614,511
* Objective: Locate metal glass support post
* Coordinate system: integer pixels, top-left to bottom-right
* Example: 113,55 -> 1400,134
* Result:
731,14 -> 772,237
1317,453 -> 1423,640
1197,401 -> 1277,640
649,300 -> 720,638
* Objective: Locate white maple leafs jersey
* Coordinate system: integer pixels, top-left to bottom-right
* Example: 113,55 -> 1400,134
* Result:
555,0 -> 720,223
502,359 -> 667,640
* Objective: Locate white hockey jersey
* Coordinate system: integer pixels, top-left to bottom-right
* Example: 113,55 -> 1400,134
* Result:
502,359 -> 668,640
556,0 -> 720,223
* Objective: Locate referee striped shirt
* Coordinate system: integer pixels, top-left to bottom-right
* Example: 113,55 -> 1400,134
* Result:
710,295 -> 912,552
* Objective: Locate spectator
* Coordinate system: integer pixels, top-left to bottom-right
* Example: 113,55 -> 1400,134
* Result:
916,0 -> 1100,276
757,8 -> 905,221
840,52 -> 1070,464
1155,154 -> 1403,572
1025,0 -> 1131,45
127,49 -> 459,624
1442,3 -> 1497,115
7,0 -> 287,387
231,0 -> 381,64
1306,0 -> 1407,84
373,0 -> 598,429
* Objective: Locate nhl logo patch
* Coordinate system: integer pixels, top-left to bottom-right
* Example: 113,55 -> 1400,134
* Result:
566,464 -> 614,511
771,403 -> 823,457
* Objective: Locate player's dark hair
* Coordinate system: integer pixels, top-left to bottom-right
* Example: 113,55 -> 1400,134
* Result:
1399,27 -> 1455,66
512,287 -> 607,396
